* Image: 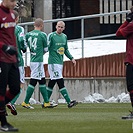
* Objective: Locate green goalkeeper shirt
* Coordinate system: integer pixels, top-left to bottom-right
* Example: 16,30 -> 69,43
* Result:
48,31 -> 73,65
26,30 -> 47,62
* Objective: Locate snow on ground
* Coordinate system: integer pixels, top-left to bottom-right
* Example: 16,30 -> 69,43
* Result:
29,92 -> 130,104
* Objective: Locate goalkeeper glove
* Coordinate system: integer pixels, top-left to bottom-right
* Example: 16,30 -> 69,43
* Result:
126,12 -> 133,22
2,44 -> 17,55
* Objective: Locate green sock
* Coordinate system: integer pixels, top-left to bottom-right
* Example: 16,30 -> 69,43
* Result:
60,87 -> 71,104
24,84 -> 34,104
10,89 -> 22,105
46,87 -> 53,100
39,85 -> 49,103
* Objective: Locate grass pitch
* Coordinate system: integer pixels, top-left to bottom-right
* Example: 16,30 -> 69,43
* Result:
5,103 -> 133,133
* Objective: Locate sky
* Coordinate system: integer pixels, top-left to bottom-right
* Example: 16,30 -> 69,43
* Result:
24,39 -> 126,66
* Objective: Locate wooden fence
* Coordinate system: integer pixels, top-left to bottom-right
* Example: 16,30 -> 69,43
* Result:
25,52 -> 126,78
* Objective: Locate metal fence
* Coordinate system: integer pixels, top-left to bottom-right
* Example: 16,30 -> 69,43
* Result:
19,10 -> 130,66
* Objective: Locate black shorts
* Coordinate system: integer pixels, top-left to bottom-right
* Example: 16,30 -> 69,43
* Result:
0,62 -> 20,96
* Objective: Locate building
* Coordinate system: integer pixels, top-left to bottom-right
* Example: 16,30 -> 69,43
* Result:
18,0 -> 133,39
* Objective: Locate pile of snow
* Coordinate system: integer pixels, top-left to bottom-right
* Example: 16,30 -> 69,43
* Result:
83,92 -> 130,103
28,92 -> 130,105
29,98 -> 40,105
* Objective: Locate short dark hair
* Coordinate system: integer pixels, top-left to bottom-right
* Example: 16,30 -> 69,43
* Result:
34,18 -> 44,27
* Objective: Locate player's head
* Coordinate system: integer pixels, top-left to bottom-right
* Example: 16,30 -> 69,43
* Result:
56,21 -> 65,34
34,18 -> 44,31
2,0 -> 17,10
13,10 -> 19,23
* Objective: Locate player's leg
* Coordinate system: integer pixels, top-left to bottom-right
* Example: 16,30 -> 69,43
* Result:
57,78 -> 70,103
57,78 -> 78,108
122,63 -> 133,119
6,63 -> 20,104
0,62 -> 19,131
39,78 -> 54,108
7,66 -> 25,115
22,62 -> 40,109
21,78 -> 37,109
0,62 -> 10,128
47,64 -> 56,99
47,79 -> 56,100
47,79 -> 58,107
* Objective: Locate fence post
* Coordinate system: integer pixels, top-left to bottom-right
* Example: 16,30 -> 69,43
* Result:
81,18 -> 84,58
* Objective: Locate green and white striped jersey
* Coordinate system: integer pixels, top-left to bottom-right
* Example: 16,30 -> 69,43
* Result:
48,31 -> 73,65
15,25 -> 26,66
25,30 -> 48,62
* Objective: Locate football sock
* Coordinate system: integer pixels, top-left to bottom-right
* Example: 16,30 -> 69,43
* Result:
46,87 -> 53,100
39,85 -> 49,103
10,89 -> 22,105
24,84 -> 34,104
60,87 -> 71,104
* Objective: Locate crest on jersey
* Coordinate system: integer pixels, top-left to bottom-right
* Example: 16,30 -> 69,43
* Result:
57,47 -> 64,55
11,13 -> 15,19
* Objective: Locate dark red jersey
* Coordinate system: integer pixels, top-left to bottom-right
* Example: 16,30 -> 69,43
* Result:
0,4 -> 17,63
116,21 -> 133,65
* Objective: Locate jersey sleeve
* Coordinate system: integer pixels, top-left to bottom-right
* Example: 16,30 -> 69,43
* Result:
64,35 -> 73,60
116,21 -> 133,37
25,33 -> 30,49
17,26 -> 27,51
47,32 -> 53,50
41,32 -> 48,53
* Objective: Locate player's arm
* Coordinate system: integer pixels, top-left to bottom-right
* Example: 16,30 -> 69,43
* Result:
0,27 -> 16,55
1,44 -> 17,55
42,32 -> 48,54
47,32 -> 53,51
0,38 -> 17,55
64,35 -> 76,66
116,21 -> 129,37
18,27 -> 27,53
116,10 -> 133,37
116,22 -> 133,37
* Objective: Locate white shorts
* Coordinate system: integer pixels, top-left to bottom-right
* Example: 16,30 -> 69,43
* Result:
48,64 -> 63,80
30,62 -> 45,80
19,66 -> 25,83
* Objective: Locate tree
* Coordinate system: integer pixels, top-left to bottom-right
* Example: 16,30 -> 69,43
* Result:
14,0 -> 33,18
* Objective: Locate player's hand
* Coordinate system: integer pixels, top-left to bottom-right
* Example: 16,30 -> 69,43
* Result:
2,44 -> 17,55
21,48 -> 26,53
126,12 -> 133,22
72,58 -> 76,66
